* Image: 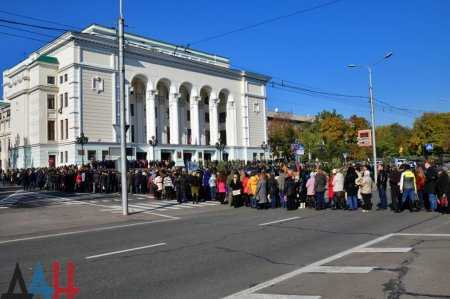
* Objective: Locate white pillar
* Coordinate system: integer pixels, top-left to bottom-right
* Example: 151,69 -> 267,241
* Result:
209,98 -> 219,144
190,95 -> 200,145
125,83 -> 131,142
169,92 -> 180,144
226,99 -> 237,146
146,89 -> 157,140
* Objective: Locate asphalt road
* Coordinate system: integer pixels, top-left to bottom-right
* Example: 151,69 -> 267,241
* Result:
0,190 -> 449,299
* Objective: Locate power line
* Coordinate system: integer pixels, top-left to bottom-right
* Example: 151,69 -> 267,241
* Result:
0,24 -> 57,38
0,18 -> 68,32
187,0 -> 343,46
0,9 -> 82,30
0,30 -> 48,43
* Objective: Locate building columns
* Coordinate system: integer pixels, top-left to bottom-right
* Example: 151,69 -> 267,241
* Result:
209,98 -> 219,145
190,95 -> 200,145
125,83 -> 131,142
169,92 -> 180,144
146,89 -> 157,141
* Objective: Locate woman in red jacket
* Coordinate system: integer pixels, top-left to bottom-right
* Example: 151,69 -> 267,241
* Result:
328,173 -> 334,209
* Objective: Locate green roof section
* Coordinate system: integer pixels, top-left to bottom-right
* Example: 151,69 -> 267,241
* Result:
36,55 -> 59,64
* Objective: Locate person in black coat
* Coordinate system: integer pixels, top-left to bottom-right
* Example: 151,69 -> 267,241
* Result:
344,166 -> 359,210
229,173 -> 243,208
284,171 -> 298,211
389,167 -> 402,212
436,168 -> 449,213
268,173 -> 279,208
424,161 -> 439,211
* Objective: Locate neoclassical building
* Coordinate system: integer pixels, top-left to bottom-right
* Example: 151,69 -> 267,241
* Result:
2,24 -> 270,169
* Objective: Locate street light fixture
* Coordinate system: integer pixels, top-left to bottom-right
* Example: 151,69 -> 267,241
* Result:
75,132 -> 89,165
215,140 -> 225,161
149,136 -> 158,161
348,52 -> 393,184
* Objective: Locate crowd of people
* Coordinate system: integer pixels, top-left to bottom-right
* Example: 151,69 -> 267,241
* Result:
1,159 -> 449,214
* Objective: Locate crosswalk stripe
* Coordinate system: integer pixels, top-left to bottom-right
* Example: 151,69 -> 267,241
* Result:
133,203 -> 175,209
128,204 -> 169,211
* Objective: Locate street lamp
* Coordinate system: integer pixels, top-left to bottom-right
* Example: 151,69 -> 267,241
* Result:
348,52 -> 393,184
261,141 -> 268,160
215,140 -> 225,161
149,136 -> 158,161
75,132 -> 89,165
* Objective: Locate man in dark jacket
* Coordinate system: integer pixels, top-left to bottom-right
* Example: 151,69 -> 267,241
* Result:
424,161 -> 439,211
314,168 -> 327,210
344,166 -> 359,210
389,167 -> 402,212
377,164 -> 388,209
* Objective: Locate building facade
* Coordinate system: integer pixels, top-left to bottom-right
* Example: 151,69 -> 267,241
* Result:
2,24 -> 271,169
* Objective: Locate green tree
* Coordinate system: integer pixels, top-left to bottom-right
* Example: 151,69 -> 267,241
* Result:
409,112 -> 450,155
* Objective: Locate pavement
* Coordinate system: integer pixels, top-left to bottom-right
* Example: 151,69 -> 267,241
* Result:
0,188 -> 449,299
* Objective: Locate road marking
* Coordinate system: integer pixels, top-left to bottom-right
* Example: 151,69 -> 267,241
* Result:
306,266 -> 374,274
73,200 -> 178,219
85,242 -> 166,260
132,203 -> 181,210
353,247 -> 412,253
0,206 -> 8,209
259,217 -> 301,226
223,233 -> 395,298
232,295 -> 321,299
394,233 -> 450,237
0,219 -> 175,246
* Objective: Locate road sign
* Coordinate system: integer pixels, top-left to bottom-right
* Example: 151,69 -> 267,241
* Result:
357,129 -> 372,147
296,144 -> 305,156
425,143 -> 433,152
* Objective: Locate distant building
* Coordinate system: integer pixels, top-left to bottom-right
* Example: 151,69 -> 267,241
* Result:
0,102 -> 11,169
2,24 -> 271,169
267,111 -> 315,126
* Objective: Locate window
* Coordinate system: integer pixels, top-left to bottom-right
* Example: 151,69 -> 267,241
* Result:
64,92 -> 68,107
59,94 -> 63,109
219,130 -> 227,144
130,104 -> 134,116
187,129 -> 192,145
88,150 -> 96,161
47,76 -> 55,85
131,125 -> 135,143
65,119 -> 68,139
205,112 -> 209,123
219,112 -> 226,123
205,130 -> 210,145
59,76 -> 63,84
47,121 -> 55,141
65,151 -> 68,163
60,120 -> 64,140
60,152 -> 64,163
64,74 -> 68,82
47,94 -> 55,109
187,110 -> 190,122
155,107 -> 157,118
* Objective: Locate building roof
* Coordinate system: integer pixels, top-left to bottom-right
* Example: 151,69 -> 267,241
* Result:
267,111 -> 315,123
36,55 -> 59,64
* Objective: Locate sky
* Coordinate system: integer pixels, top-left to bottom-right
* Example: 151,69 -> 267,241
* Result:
1,0 -> 449,127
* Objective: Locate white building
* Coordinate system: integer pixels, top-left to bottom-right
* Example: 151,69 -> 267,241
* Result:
2,24 -> 271,169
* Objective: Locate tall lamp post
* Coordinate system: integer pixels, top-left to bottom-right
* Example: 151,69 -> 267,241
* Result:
348,52 -> 393,184
75,132 -> 89,165
215,141 -> 225,161
261,141 -> 268,161
149,136 -> 158,161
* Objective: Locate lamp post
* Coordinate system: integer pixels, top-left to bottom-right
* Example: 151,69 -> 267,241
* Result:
75,132 -> 89,165
261,141 -> 268,161
149,136 -> 158,161
348,52 -> 393,184
215,141 -> 225,161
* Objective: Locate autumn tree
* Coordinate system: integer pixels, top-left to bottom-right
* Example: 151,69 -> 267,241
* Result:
409,112 -> 450,155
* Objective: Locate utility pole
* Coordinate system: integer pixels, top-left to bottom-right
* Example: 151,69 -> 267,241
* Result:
118,0 -> 128,215
368,67 -> 378,185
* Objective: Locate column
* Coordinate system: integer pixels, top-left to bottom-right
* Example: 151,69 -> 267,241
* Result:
226,100 -> 237,146
190,95 -> 200,145
169,92 -> 180,144
209,98 -> 219,144
124,83 -> 131,143
146,89 -> 157,141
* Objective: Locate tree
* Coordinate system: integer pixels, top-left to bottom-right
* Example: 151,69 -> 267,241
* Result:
409,112 -> 450,155
376,123 -> 412,158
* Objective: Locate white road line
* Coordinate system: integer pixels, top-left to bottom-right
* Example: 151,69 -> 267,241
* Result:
223,233 -> 395,298
259,217 -> 301,226
85,242 -> 166,260
353,247 -> 412,253
129,203 -> 169,211
133,203 -> 181,210
0,206 -> 8,209
234,295 -> 321,299
306,266 -> 374,274
394,233 -> 450,237
0,219 -> 175,246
